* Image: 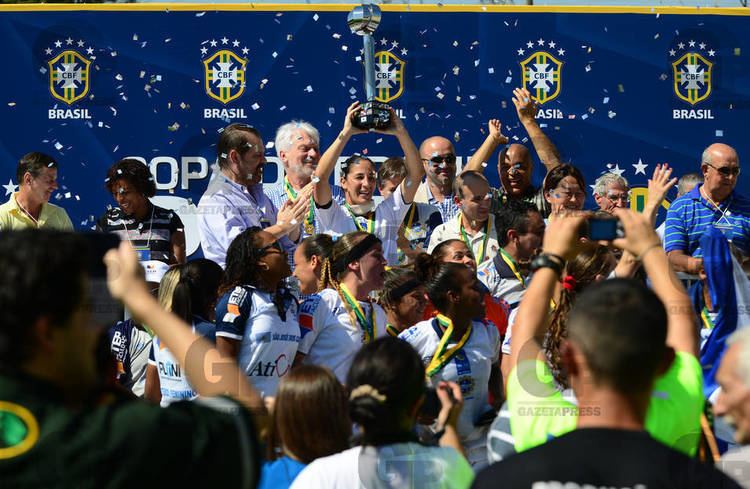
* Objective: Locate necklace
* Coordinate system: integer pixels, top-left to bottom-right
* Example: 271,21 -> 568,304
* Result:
16,198 -> 40,227
700,186 -> 733,227
122,205 -> 155,257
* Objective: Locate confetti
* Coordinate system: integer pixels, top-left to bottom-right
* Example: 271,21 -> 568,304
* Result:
617,84 -> 625,93
252,102 -> 260,110
304,85 -> 313,93
333,33 -> 341,39
505,76 -> 512,83
603,97 -> 610,104
280,105 -> 287,111
608,111 -> 617,118
488,67 -> 495,74
272,52 -> 278,58
312,176 -> 321,184
54,142 -> 63,150
329,107 -> 336,114
436,93 -> 445,99
313,13 -> 319,21
196,11 -> 206,16
735,48 -> 742,56
7,102 -> 16,107
716,130 -> 724,137
474,59 -> 480,67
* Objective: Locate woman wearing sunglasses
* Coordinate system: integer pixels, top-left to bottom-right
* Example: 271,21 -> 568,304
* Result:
295,231 -> 389,382
214,227 -> 300,397
400,256 -> 502,468
311,102 -> 424,265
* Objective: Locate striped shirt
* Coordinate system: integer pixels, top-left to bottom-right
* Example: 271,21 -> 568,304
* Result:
97,203 -> 183,264
665,185 -> 750,257
413,180 -> 460,223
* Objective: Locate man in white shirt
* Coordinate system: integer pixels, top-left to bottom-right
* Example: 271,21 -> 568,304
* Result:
196,123 -> 310,267
427,171 -> 499,266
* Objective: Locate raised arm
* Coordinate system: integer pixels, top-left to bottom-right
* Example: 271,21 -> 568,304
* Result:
509,215 -> 586,369
105,243 -> 267,422
313,102 -> 365,206
613,209 -> 698,356
513,87 -> 561,173
465,119 -> 508,173
378,109 -> 423,203
643,163 -> 678,226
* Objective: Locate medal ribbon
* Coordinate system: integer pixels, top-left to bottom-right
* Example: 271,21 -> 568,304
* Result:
701,306 -> 716,330
339,283 -> 376,343
426,314 -> 472,378
345,203 -> 376,234
404,203 -> 417,238
499,248 -> 526,288
458,213 -> 490,264
284,177 -> 315,230
386,323 -> 400,337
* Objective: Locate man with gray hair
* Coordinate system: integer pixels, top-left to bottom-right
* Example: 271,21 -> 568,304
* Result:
656,172 -> 704,242
666,143 -> 750,274
715,327 -> 750,487
266,120 -> 344,238
593,172 -> 630,215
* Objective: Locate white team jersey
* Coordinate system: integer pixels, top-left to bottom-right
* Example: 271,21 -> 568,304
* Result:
298,288 -> 388,383
399,318 -> 500,466
290,444 -> 473,489
315,185 -> 410,265
215,286 -> 300,397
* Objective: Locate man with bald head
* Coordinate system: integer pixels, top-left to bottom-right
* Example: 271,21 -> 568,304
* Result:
412,135 -> 461,222
665,143 -> 750,274
465,87 -> 560,217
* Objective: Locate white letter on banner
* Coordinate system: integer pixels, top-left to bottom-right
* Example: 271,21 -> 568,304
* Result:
150,157 -> 179,190
181,156 -> 208,190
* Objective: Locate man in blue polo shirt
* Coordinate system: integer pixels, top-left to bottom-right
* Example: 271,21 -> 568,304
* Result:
665,143 -> 750,274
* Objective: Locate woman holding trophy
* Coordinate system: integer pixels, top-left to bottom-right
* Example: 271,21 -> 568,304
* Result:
311,101 -> 423,265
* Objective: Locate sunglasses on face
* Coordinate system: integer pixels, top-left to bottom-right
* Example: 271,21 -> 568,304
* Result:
257,241 -> 283,255
422,154 -> 457,167
707,163 -> 741,177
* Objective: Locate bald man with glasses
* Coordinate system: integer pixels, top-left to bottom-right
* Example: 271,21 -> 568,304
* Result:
665,143 -> 750,274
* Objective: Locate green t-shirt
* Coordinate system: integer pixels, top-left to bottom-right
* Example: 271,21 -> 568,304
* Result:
0,373 -> 259,488
507,351 -> 704,456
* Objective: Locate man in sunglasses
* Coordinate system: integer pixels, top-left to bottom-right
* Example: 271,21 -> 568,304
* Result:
593,173 -> 630,215
464,87 -> 561,218
412,136 -> 461,223
666,143 -> 750,274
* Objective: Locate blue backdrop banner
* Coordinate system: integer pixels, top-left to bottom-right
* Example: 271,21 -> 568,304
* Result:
1,4 -> 748,255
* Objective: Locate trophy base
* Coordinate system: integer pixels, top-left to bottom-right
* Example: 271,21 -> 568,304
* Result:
353,101 -> 392,130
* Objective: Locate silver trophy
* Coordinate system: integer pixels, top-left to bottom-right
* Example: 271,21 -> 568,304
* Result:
347,4 -> 392,130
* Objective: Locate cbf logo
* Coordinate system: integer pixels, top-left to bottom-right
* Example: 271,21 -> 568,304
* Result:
518,39 -> 565,105
670,39 -> 716,120
43,38 -> 95,120
374,50 -> 404,103
201,38 -> 249,119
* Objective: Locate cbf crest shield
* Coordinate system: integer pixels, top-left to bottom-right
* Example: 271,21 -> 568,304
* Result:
203,49 -> 247,104
672,52 -> 712,105
48,50 -> 91,105
374,50 -> 405,103
520,51 -> 563,105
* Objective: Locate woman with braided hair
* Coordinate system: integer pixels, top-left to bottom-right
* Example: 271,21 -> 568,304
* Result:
400,254 -> 502,468
291,337 -> 473,489
291,234 -> 334,296
294,231 -> 389,382
214,227 -> 300,398
544,241 -> 617,389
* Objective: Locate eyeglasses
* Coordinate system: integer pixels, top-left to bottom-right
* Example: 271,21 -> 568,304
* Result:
605,193 -> 630,203
257,241 -> 283,255
422,154 -> 457,167
706,163 -> 741,177
552,189 -> 585,200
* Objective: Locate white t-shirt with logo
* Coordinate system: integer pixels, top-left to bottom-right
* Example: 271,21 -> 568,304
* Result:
315,185 -> 410,265
298,288 -> 388,383
215,286 -> 300,397
148,317 -> 216,407
399,318 -> 500,466
289,444 -> 474,489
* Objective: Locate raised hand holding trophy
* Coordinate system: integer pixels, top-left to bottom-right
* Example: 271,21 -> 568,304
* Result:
347,4 -> 392,130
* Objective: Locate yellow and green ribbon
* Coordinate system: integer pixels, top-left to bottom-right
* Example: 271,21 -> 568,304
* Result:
339,283 -> 376,343
345,203 -> 376,234
284,177 -> 315,232
701,306 -> 716,330
426,314 -> 472,378
499,248 -> 526,288
458,213 -> 490,264
386,323 -> 400,337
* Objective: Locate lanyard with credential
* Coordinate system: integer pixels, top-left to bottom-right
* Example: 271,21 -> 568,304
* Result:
344,203 -> 376,234
458,213 -> 490,264
338,283 -> 376,343
426,314 -> 472,378
284,177 -> 315,234
701,306 -> 716,330
499,248 -> 526,288
404,203 -> 418,235
386,323 -> 400,337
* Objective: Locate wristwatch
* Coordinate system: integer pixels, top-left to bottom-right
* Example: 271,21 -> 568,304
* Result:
529,253 -> 565,276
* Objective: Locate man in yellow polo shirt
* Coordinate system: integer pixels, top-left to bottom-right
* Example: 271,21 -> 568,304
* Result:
0,152 -> 73,230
